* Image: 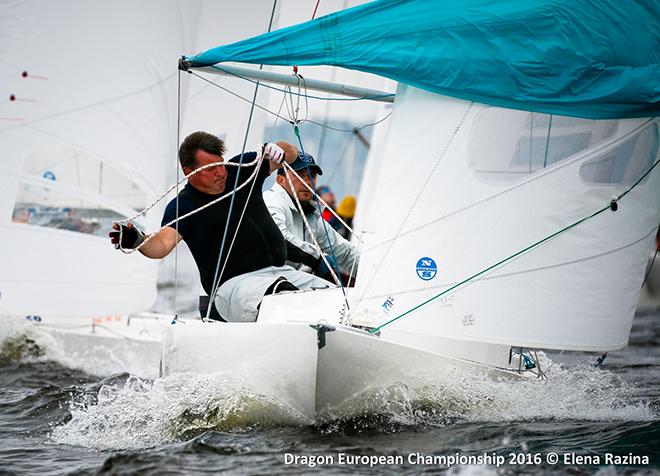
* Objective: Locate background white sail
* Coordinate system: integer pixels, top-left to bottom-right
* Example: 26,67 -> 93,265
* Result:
0,0 -> 310,320
0,1 -> 205,318
353,85 -> 660,351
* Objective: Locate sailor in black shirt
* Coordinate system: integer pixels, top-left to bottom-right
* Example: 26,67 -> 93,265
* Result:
110,131 -> 332,321
161,153 -> 286,296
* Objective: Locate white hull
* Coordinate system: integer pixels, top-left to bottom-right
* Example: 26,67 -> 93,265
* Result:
2,313 -> 170,379
160,322 -> 319,421
315,325 -> 519,420
160,288 -> 527,422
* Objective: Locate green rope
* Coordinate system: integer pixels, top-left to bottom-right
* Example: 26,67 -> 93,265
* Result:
369,157 -> 660,334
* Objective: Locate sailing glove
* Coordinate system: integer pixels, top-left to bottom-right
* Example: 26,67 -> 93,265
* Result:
259,142 -> 285,164
109,222 -> 145,250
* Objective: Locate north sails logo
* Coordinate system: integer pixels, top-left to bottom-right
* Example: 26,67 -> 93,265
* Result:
416,257 -> 437,281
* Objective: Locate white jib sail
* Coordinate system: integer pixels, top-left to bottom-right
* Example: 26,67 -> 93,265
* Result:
352,84 -> 660,352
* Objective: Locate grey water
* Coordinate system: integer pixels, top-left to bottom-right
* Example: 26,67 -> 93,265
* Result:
1,282 -> 659,475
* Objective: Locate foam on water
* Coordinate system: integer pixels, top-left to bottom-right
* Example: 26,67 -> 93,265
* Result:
51,373 -> 310,450
5,316 -> 654,450
0,316 -> 46,362
459,360 -> 656,423
49,354 -> 656,450
448,465 -> 499,476
316,355 -> 655,435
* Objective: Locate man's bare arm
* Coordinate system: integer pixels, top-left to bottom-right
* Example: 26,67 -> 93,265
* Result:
138,226 -> 181,259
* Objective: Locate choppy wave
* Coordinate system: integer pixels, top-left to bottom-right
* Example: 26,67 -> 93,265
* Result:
49,358 -> 656,450
318,360 -> 655,434
51,373 -> 310,450
4,314 -> 656,452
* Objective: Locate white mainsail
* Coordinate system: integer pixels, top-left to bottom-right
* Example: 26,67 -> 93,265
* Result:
353,84 -> 660,351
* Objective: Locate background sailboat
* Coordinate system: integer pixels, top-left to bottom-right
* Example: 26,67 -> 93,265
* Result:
0,0 -> 282,376
0,0 -> 390,377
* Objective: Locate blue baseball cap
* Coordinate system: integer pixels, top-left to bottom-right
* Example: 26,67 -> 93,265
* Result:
278,151 -> 323,176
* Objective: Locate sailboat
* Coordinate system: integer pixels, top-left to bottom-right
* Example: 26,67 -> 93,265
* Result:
158,0 -> 660,421
0,0 -> 280,378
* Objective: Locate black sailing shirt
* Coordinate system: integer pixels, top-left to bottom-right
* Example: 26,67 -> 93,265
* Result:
161,152 -> 286,295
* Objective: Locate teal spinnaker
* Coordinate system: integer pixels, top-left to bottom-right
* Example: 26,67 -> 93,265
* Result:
187,0 -> 659,119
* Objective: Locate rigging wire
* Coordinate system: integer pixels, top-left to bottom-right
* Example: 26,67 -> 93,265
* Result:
205,89 -> 261,320
205,0 -> 279,321
280,161 -> 359,242
281,162 -> 341,286
311,0 -> 321,19
208,74 -> 289,316
214,157 -> 266,293
114,158 -> 261,253
292,125 -> 350,309
114,145 -> 363,255
368,158 -> 660,334
173,69 -> 182,320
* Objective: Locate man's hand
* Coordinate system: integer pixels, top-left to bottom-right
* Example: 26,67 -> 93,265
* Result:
109,222 -> 145,250
260,143 -> 285,164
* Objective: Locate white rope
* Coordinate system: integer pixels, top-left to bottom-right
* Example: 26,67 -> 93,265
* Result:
206,89 -> 288,316
282,161 -> 361,243
281,164 -> 342,286
115,157 -> 262,254
213,157 -> 265,294
116,157 -> 260,226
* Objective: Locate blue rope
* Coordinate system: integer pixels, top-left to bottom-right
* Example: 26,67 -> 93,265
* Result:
293,124 -> 349,306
